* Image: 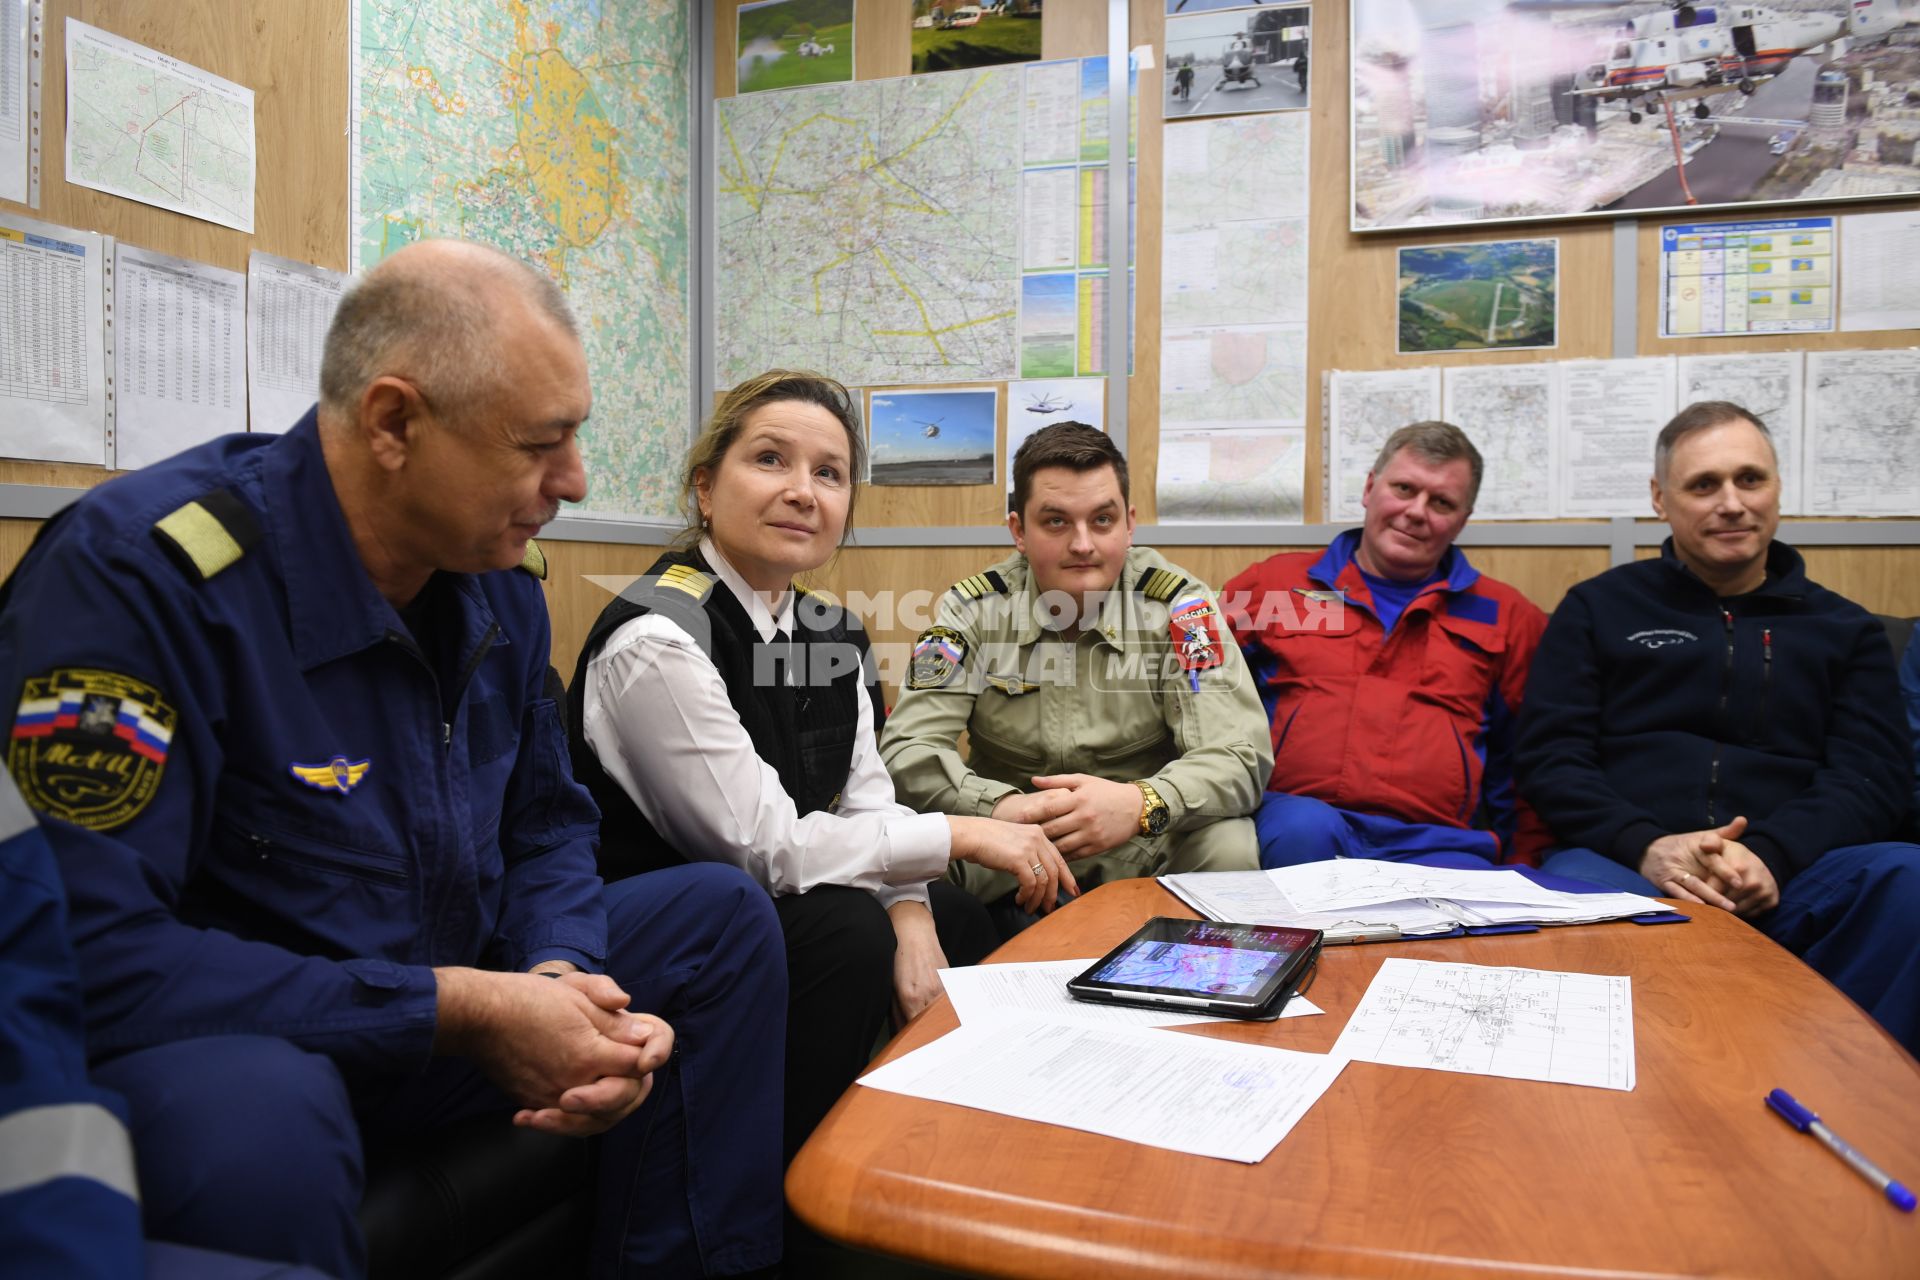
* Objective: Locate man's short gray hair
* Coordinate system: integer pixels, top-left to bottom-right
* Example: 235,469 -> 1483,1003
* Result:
1371,420 -> 1484,508
318,242 -> 576,421
1654,401 -> 1774,482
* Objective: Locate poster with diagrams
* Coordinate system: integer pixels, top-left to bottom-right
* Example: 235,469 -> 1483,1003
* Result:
1156,110 -> 1309,524
1803,350 -> 1920,516
1018,56 -> 1134,379
1677,351 -> 1806,515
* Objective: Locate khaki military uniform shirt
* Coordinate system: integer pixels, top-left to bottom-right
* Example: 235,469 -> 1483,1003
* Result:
879,546 -> 1272,887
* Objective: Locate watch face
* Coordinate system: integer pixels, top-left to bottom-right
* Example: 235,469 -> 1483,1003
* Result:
1145,805 -> 1170,835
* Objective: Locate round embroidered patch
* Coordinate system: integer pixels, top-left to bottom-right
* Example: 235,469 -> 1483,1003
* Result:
9,668 -> 175,830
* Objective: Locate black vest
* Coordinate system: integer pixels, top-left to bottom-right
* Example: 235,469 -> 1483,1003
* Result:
565,548 -> 879,883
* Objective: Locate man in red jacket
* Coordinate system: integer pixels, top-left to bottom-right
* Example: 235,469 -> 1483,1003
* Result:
1222,422 -> 1549,868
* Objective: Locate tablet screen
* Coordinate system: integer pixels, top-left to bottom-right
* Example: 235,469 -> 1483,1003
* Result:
1069,918 -> 1323,1015
1091,939 -> 1289,998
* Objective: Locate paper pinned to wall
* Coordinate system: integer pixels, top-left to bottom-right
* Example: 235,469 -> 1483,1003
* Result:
1556,358 -> 1673,519
1803,349 -> 1920,517
113,244 -> 245,470
246,252 -> 346,434
0,210 -> 107,465
1326,367 -> 1442,524
64,19 -> 255,233
1676,351 -> 1806,515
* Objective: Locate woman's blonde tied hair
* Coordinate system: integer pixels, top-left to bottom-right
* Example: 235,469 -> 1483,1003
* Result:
676,370 -> 865,556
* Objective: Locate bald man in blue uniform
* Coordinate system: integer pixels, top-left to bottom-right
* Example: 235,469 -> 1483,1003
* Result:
0,241 -> 785,1277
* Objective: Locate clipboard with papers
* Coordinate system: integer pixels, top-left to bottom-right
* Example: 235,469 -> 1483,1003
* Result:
1158,861 -> 1683,945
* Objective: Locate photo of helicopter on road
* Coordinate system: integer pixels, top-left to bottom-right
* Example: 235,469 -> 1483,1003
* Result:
1352,0 -> 1920,230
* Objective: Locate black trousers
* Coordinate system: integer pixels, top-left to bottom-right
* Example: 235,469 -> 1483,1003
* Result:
772,880 -> 995,1164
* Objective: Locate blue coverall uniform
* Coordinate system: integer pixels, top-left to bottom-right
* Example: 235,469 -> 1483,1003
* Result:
0,411 -> 786,1277
1,768 -> 328,1278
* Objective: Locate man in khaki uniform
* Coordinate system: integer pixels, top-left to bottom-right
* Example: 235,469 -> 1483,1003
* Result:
880,423 -> 1271,906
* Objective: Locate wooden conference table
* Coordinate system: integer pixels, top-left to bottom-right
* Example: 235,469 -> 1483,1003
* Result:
787,878 -> 1920,1278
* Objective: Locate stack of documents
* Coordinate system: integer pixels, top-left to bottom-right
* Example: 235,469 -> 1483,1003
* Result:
1161,861 -> 1666,943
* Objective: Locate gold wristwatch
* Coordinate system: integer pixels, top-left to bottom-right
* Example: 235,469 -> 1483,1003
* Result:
1132,780 -> 1171,836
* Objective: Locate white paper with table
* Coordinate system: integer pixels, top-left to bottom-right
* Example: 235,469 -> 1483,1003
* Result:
857,1017 -> 1347,1163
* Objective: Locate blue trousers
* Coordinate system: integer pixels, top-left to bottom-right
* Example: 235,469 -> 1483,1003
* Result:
1543,844 -> 1920,1059
1255,791 -> 1500,870
94,864 -> 787,1279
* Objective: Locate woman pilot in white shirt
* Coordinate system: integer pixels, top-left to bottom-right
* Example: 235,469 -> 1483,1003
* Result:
566,369 -> 1074,1165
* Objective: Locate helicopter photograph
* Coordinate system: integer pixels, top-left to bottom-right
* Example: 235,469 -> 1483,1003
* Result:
867,387 -> 998,486
1351,0 -> 1920,230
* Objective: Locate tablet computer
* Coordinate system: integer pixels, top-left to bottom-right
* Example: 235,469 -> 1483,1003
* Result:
1065,917 -> 1323,1020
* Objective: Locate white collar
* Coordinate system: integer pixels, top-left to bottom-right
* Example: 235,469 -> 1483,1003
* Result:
699,536 -> 794,643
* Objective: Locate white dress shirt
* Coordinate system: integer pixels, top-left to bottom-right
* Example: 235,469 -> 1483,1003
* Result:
581,539 -> 951,908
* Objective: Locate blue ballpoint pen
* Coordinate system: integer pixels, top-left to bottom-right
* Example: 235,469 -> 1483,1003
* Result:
1765,1088 -> 1917,1212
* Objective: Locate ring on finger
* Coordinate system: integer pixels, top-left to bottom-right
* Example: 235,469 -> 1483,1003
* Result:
1029,862 -> 1044,875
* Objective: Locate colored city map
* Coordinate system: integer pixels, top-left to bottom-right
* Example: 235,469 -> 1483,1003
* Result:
351,0 -> 690,520
716,66 -> 1021,387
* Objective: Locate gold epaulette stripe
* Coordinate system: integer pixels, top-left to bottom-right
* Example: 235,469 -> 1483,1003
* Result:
153,502 -> 245,581
1139,568 -> 1186,602
655,564 -> 715,600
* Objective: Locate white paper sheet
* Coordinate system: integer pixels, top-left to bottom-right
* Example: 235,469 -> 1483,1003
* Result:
0,211 -> 107,465
112,244 -> 245,470
939,959 -> 1322,1030
1440,363 -> 1557,519
64,19 -> 255,233
1021,166 -> 1078,272
246,251 -> 346,433
1555,358 -> 1673,518
1803,349 -> 1920,516
1325,367 -> 1443,523
1676,351 -> 1805,515
0,0 -> 27,205
1840,209 -> 1920,333
857,1017 -> 1347,1162
1332,959 -> 1635,1091
1021,59 -> 1080,169
1157,426 -> 1305,523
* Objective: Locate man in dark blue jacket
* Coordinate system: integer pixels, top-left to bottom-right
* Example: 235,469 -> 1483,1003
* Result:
0,240 -> 786,1276
1518,401 -> 1920,1055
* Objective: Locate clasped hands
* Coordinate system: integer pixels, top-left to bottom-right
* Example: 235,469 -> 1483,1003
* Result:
994,772 -> 1144,860
434,963 -> 671,1138
1639,815 -> 1780,918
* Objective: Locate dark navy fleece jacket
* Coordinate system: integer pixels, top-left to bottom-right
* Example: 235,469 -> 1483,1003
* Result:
1516,540 -> 1911,887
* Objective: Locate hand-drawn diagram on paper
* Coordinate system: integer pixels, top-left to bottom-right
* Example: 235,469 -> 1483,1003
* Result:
1442,364 -> 1556,519
1803,350 -> 1920,515
1326,368 -> 1442,523
717,66 -> 1020,387
1678,352 -> 1806,514
1332,958 -> 1635,1091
